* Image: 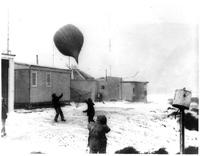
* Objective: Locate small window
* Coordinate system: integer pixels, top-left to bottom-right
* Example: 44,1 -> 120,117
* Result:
31,72 -> 37,87
144,90 -> 147,96
133,87 -> 136,94
46,73 -> 51,87
101,85 -> 105,89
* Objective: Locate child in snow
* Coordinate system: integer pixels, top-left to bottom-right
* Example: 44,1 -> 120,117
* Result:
87,115 -> 111,154
1,98 -> 7,137
83,98 -> 95,123
52,93 -> 66,122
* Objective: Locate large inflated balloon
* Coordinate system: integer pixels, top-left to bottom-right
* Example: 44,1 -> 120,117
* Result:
53,24 -> 84,63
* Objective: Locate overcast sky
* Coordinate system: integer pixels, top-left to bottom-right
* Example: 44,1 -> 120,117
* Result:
0,0 -> 199,95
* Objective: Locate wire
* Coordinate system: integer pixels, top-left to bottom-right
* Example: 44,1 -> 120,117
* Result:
122,71 -> 139,79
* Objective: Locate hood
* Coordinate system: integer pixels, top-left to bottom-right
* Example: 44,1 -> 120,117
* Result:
96,115 -> 107,124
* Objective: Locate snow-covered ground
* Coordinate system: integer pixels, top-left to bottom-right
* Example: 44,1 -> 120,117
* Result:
1,101 -> 199,154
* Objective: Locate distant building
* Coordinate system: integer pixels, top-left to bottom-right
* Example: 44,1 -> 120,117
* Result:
96,77 -> 148,102
1,53 -> 15,112
14,62 -> 71,109
96,76 -> 122,101
121,81 -> 148,102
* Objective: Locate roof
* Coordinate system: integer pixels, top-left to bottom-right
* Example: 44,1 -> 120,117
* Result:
96,76 -> 148,84
71,68 -> 94,80
122,81 -> 149,84
15,62 -> 71,73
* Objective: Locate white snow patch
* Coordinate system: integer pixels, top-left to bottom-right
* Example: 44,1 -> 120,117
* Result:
1,101 -> 198,154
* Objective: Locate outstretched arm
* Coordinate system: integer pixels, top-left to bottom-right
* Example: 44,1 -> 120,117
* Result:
58,93 -> 63,100
83,109 -> 88,113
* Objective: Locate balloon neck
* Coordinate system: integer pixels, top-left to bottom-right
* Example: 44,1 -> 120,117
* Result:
74,53 -> 79,64
75,58 -> 78,64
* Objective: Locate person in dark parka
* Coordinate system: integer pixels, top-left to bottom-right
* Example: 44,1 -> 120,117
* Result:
1,98 -> 7,137
52,93 -> 66,122
83,98 -> 95,123
87,115 -> 111,154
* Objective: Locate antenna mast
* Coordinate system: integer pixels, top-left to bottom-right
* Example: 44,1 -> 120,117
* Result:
7,9 -> 10,54
109,11 -> 112,76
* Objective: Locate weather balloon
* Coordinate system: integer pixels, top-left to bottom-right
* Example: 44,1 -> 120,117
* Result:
53,24 -> 84,63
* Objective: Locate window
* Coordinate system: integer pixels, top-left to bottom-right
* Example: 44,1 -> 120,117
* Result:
46,73 -> 51,87
133,87 -> 136,94
31,72 -> 37,87
144,90 -> 147,96
101,85 -> 105,89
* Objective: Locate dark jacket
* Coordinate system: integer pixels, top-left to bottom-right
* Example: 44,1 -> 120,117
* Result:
88,115 -> 110,149
83,98 -> 95,117
52,93 -> 63,108
2,103 -> 8,120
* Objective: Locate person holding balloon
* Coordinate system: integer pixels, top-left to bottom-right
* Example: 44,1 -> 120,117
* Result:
52,93 -> 66,122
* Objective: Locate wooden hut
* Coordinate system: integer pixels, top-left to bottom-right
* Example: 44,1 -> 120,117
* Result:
14,62 -> 71,109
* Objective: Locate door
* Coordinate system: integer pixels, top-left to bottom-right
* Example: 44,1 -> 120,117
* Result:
1,59 -> 9,108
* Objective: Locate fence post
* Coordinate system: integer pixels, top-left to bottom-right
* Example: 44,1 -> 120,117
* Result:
180,108 -> 185,154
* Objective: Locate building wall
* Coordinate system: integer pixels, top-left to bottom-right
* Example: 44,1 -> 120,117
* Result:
107,77 -> 122,101
30,69 -> 70,103
122,82 -> 148,102
135,82 -> 147,102
96,77 -> 122,101
14,69 -> 30,103
97,79 -> 108,101
14,63 -> 71,108
71,80 -> 97,102
122,83 -> 136,101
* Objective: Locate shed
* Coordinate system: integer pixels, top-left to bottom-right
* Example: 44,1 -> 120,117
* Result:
14,62 -> 71,109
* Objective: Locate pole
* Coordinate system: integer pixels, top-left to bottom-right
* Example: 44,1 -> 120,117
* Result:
105,69 -> 107,81
7,10 -> 10,54
36,55 -> 38,65
53,44 -> 54,67
180,108 -> 185,154
110,65 -> 111,76
69,57 -> 70,67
